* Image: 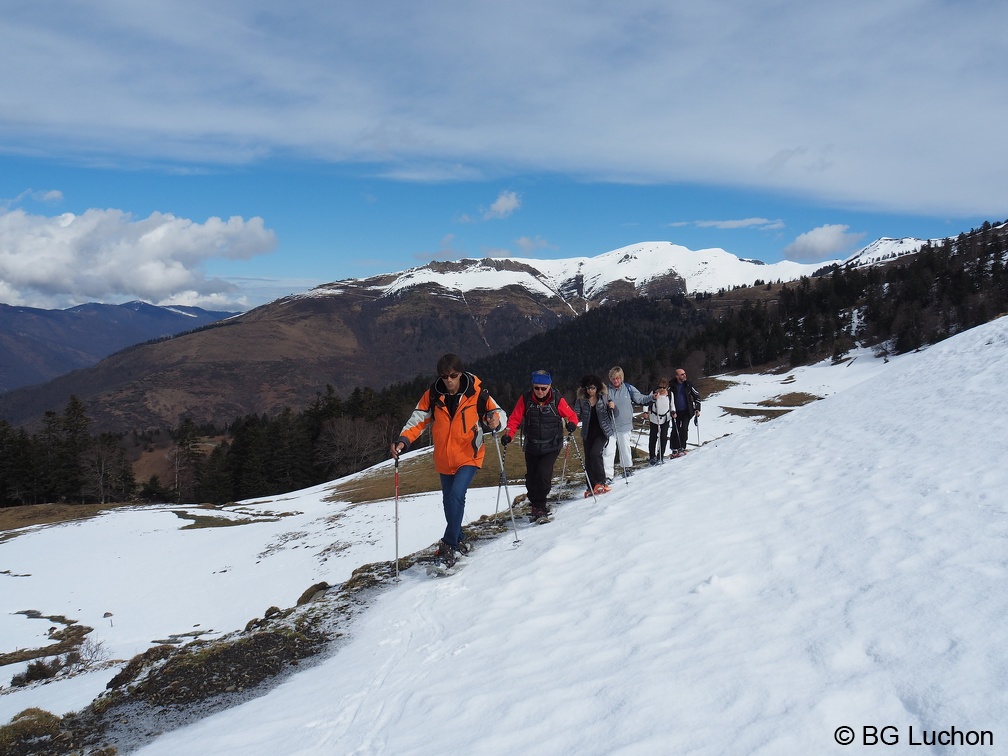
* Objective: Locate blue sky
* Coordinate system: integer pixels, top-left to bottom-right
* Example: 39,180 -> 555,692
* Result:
1,1 -> 1005,310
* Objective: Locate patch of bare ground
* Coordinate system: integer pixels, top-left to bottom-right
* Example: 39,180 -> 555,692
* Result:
719,406 -> 792,422
757,392 -> 822,408
0,503 -> 139,544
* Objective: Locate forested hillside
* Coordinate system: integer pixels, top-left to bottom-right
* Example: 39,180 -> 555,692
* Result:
1,221 -> 1005,509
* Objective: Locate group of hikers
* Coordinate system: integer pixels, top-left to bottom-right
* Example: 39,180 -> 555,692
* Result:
389,353 -> 701,568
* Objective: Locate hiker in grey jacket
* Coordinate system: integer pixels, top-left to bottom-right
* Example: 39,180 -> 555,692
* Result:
602,366 -> 655,481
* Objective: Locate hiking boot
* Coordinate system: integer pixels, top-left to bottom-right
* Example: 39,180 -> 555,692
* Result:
435,540 -> 457,568
457,540 -> 470,556
593,483 -> 611,495
648,456 -> 657,466
529,503 -> 550,521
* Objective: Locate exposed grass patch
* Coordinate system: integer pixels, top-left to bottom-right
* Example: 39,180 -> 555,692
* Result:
757,392 -> 821,408
171,511 -> 265,530
695,376 -> 736,399
0,708 -> 64,755
0,502 -> 135,538
720,406 -> 792,422
0,612 -> 93,667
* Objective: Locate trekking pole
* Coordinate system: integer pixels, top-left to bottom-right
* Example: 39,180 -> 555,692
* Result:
567,432 -> 598,503
695,414 -> 701,446
635,414 -> 646,450
619,445 -> 630,486
493,443 -> 507,522
491,429 -> 521,545
393,456 -> 400,581
560,436 -> 571,486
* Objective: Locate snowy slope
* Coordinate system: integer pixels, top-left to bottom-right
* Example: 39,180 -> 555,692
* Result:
845,237 -> 936,267
5,316 -> 1007,753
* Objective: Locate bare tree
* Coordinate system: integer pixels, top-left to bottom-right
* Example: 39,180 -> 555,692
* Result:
316,416 -> 388,478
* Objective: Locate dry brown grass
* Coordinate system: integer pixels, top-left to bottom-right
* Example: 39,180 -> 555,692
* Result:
0,502 -> 136,538
695,376 -> 737,399
757,392 -> 822,408
327,443 -> 531,504
720,406 -> 792,422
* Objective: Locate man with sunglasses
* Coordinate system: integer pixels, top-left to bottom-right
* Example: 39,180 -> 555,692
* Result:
392,353 -> 506,568
500,369 -> 579,522
669,368 -> 701,458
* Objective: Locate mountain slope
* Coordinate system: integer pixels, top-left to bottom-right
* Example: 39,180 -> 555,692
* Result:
0,301 -> 237,392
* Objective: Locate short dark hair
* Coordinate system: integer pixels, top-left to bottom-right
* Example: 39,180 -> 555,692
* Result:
436,353 -> 464,376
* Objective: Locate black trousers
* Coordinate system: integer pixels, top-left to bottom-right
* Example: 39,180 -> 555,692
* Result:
583,422 -> 608,489
671,414 -> 692,452
525,446 -> 561,506
648,421 -> 669,460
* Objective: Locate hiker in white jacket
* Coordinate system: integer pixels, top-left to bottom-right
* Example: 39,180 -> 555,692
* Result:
647,378 -> 672,464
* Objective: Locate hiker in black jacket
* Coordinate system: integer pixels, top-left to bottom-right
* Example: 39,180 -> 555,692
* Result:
669,368 -> 701,458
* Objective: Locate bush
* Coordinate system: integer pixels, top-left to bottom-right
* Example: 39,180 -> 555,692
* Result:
10,658 -> 62,687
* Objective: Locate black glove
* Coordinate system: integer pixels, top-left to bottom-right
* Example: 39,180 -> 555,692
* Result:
500,434 -> 512,446
565,421 -> 577,433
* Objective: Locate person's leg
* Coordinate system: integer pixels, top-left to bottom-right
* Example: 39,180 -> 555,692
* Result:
673,416 -> 689,454
648,422 -> 659,462
526,448 -> 560,513
602,435 -> 616,480
439,465 -> 479,546
659,421 -> 669,460
615,430 -> 633,474
586,435 -> 606,488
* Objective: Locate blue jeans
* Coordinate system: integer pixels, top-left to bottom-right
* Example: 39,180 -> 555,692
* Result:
439,465 -> 479,547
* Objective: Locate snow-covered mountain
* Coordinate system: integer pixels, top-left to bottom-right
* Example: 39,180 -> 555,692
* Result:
844,236 -> 937,268
3,314 -> 1006,753
299,241 -> 844,308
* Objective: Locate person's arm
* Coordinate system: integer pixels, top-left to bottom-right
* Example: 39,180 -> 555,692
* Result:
392,390 -> 432,456
558,397 -> 580,431
627,383 -> 654,407
503,395 -> 525,438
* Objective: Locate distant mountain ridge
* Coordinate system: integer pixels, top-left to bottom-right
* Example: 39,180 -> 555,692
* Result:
0,301 -> 238,392
0,238 -> 928,431
298,241 -> 846,310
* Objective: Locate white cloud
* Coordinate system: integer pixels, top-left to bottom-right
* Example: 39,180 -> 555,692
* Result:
482,191 -> 521,220
0,208 -> 276,309
692,218 -> 785,230
783,224 -> 865,262
515,235 -> 555,253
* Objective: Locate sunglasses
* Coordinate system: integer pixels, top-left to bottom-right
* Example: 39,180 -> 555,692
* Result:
585,385 -> 597,391
532,385 -> 550,392
440,371 -> 461,380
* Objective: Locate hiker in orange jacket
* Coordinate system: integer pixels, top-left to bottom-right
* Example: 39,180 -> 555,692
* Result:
392,353 -> 506,567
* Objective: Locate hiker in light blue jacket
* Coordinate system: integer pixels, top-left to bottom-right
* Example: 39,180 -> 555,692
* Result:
602,366 -> 655,481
